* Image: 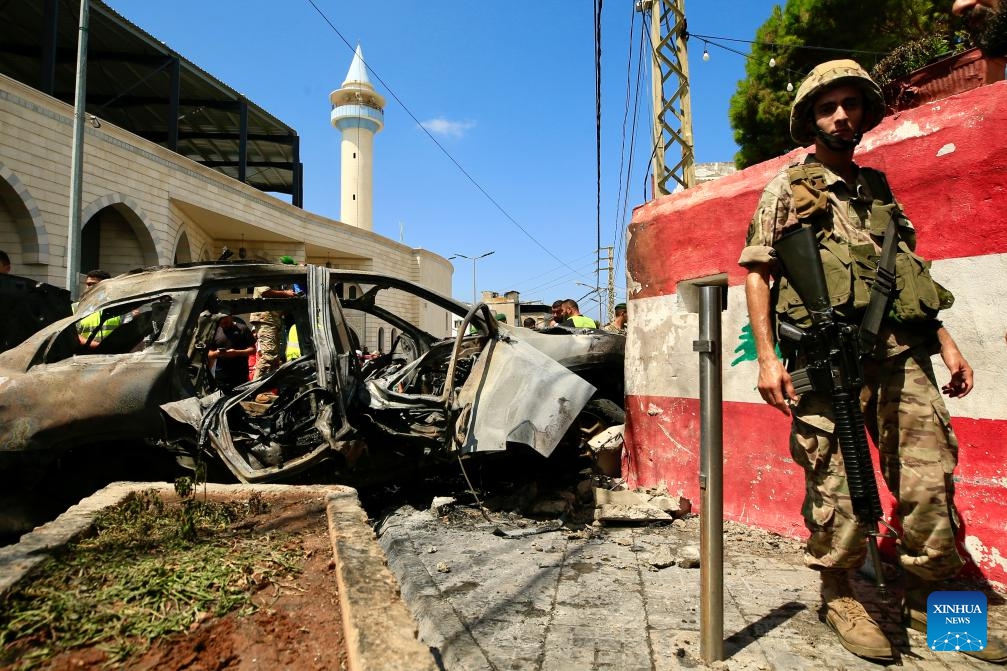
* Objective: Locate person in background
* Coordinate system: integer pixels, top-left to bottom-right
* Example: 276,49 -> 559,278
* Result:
604,303 -> 628,335
250,256 -> 300,380
208,314 -> 256,393
548,300 -> 564,327
952,0 -> 1007,55
82,269 -> 111,293
285,323 -> 301,361
0,250 -> 10,274
523,317 -> 537,328
559,299 -> 597,329
75,269 -> 115,344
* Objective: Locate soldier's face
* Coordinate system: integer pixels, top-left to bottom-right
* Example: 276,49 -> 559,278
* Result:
812,85 -> 864,140
953,0 -> 1007,55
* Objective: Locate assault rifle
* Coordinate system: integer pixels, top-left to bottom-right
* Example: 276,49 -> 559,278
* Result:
773,226 -> 894,603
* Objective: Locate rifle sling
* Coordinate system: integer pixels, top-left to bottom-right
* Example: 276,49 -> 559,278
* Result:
858,217 -> 898,353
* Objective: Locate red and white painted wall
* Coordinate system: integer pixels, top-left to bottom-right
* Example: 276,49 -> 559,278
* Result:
625,81 -> 1007,588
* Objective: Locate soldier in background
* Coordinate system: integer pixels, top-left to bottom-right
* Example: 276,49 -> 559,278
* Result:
604,303 -> 627,335
250,256 -> 299,380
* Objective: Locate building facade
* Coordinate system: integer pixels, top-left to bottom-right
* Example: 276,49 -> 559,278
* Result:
0,3 -> 453,351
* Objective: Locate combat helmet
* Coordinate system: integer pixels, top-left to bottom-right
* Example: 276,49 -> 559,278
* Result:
790,59 -> 885,145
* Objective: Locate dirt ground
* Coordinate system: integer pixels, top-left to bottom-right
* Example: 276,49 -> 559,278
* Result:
4,494 -> 349,671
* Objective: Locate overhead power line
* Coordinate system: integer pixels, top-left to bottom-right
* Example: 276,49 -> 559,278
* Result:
687,32 -> 891,57
304,0 -> 587,279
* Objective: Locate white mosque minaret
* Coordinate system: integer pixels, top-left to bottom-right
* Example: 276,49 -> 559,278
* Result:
329,45 -> 385,231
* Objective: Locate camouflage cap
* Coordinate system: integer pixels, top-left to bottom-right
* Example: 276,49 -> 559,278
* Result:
790,59 -> 885,145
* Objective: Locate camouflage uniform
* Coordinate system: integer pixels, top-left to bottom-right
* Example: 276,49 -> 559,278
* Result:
739,160 -> 964,582
250,285 -> 285,381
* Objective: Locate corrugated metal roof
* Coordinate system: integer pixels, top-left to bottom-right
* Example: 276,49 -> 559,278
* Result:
0,0 -> 301,201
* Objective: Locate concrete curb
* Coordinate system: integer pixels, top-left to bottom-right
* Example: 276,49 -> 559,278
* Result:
327,489 -> 438,671
377,507 -> 491,670
0,481 -> 436,671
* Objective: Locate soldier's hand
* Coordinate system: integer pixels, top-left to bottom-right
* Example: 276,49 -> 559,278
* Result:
757,357 -> 796,416
941,351 -> 973,398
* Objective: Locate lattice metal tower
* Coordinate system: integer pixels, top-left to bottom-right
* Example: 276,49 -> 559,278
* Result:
637,0 -> 695,194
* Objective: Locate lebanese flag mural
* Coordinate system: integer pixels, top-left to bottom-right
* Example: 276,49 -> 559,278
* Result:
625,81 -> 1007,588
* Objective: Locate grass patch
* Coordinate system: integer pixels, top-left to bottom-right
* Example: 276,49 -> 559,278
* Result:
0,485 -> 304,669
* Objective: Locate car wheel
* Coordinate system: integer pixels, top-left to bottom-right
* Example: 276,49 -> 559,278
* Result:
570,398 -> 625,477
576,399 -> 625,440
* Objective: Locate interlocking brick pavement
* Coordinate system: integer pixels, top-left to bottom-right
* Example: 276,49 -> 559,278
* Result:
377,505 -> 1006,670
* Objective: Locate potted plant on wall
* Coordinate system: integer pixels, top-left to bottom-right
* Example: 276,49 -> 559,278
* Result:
872,34 -> 1007,114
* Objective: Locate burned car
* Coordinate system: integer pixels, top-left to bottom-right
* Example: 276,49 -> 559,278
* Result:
0,263 -> 624,528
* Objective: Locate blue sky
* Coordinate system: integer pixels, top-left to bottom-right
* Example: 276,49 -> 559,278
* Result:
105,0 -> 784,318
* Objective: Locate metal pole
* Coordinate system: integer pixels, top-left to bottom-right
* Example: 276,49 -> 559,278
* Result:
66,0 -> 89,300
471,259 -> 477,306
694,284 -> 724,662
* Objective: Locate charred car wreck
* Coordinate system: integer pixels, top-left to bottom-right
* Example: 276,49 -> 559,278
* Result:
0,263 -> 624,527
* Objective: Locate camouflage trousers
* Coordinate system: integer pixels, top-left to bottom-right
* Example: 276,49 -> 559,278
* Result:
251,313 -> 284,381
790,345 -> 964,582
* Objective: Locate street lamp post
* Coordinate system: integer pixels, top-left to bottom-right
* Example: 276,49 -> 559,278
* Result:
66,0 -> 90,300
450,251 -> 494,306
576,281 -> 605,323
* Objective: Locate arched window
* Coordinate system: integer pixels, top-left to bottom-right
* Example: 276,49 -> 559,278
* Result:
349,285 -> 358,299
377,327 -> 385,353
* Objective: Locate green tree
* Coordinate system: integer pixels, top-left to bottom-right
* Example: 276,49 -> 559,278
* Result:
728,0 -> 963,168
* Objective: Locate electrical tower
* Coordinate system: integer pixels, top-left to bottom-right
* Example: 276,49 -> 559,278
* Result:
637,0 -> 695,195
601,246 -> 615,322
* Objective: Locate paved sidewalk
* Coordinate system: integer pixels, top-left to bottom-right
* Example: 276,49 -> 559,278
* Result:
377,505 -> 1006,670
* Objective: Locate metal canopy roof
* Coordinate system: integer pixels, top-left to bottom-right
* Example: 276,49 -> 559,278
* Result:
0,0 -> 302,205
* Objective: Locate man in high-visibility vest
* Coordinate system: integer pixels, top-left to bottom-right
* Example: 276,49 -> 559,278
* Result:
76,270 -> 117,346
559,299 -> 597,329
285,323 -> 300,360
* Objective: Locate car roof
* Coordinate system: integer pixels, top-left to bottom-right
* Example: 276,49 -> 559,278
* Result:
74,263 -> 473,317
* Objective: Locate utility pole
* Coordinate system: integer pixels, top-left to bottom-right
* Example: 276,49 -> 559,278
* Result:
599,246 -> 615,322
637,0 -> 695,195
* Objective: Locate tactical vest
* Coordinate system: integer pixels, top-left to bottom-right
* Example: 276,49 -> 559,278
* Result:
774,163 -> 953,329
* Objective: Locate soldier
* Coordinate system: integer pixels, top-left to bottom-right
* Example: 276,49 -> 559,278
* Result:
953,0 -> 1007,55
738,60 -> 1004,662
250,256 -> 299,380
604,303 -> 627,335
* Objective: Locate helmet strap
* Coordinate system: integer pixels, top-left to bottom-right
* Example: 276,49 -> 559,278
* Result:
816,128 -> 861,151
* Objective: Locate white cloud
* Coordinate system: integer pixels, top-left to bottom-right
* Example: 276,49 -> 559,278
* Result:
420,117 -> 476,138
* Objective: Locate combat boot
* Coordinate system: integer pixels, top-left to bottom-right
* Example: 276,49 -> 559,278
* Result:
820,569 -> 893,661
903,573 -> 1007,664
